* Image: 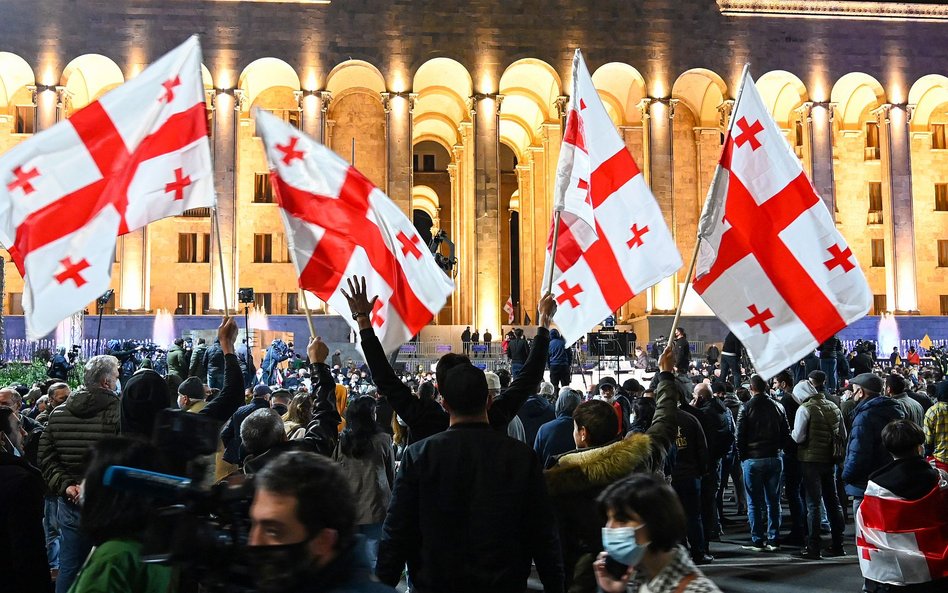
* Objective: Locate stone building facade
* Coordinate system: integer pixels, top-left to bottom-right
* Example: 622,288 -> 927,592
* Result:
1,0 -> 948,333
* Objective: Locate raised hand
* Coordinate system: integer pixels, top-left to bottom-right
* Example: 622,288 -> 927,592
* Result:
340,275 -> 379,330
218,316 -> 238,354
307,335 -> 329,364
537,292 -> 556,329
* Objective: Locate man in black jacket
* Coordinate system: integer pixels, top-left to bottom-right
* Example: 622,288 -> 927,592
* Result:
346,279 -> 563,593
345,278 -> 552,446
507,328 -> 531,377
736,375 -> 791,551
720,331 -> 742,389
695,382 -> 735,546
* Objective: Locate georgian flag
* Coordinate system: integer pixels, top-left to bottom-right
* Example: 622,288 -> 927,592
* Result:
856,475 -> 948,585
693,68 -> 871,379
0,36 -> 214,340
542,50 -> 681,346
254,109 -> 454,355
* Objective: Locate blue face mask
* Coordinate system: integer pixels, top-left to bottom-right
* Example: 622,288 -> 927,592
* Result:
602,525 -> 649,567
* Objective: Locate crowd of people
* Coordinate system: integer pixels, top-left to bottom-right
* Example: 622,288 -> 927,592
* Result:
2,278 -> 947,593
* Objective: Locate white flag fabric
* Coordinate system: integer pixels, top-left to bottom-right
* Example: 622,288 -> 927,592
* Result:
504,295 -> 515,324
693,68 -> 871,379
856,476 -> 948,585
254,109 -> 454,356
543,49 -> 681,346
0,36 -> 214,340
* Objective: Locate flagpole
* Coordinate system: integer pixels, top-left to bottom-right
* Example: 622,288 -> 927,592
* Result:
544,210 -> 562,296
668,63 -> 750,341
300,289 -> 317,338
212,207 -> 230,317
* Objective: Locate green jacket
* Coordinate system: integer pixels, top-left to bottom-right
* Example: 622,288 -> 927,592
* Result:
166,346 -> 187,378
798,394 -> 841,464
39,386 -> 120,496
68,539 -> 174,593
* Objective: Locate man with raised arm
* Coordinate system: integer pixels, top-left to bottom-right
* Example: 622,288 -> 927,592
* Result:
340,275 -> 554,444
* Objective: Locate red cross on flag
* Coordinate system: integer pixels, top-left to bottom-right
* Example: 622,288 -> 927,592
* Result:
0,36 -> 214,340
855,477 -> 948,585
253,109 -> 454,355
504,295 -> 515,324
543,50 -> 681,346
693,68 -> 871,379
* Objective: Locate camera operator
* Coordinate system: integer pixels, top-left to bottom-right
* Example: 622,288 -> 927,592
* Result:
47,347 -> 75,381
851,342 -> 875,376
248,450 -> 393,592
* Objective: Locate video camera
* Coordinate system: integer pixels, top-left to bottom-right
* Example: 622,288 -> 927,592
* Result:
102,410 -> 256,592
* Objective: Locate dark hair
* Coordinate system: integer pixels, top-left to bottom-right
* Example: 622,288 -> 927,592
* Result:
256,451 -> 355,546
882,419 -> 925,458
80,437 -> 162,545
597,473 -> 687,552
435,353 -> 471,391
339,396 -> 380,458
0,406 -> 16,440
675,327 -> 687,339
440,364 -> 489,416
629,397 -> 656,434
773,371 -> 792,387
572,400 -> 619,446
885,373 -> 906,395
495,368 -> 512,389
735,387 -> 751,403
174,338 -> 184,347
514,328 -> 524,338
418,381 -> 436,401
808,370 -> 826,389
749,375 -> 769,395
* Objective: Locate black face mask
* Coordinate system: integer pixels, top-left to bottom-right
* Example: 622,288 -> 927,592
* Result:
248,541 -> 313,593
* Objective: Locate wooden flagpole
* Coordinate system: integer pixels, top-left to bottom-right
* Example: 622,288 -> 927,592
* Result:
300,289 -> 316,338
667,63 -> 751,342
212,207 -> 230,317
544,210 -> 562,296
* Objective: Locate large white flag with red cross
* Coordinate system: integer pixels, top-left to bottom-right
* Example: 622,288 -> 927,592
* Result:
856,476 -> 948,585
0,36 -> 213,340
542,49 -> 681,347
693,68 -> 871,379
254,109 -> 454,356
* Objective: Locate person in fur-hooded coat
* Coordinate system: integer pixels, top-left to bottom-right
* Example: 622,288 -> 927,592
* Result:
545,347 -> 679,593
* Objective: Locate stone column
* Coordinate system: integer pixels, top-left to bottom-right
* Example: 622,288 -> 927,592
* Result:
805,101 -> 837,216
382,93 -> 413,215
33,86 -> 57,132
318,92 -> 332,144
472,93 -> 502,331
648,98 -> 677,312
516,156 -> 536,313
876,104 -> 918,313
208,89 -> 239,313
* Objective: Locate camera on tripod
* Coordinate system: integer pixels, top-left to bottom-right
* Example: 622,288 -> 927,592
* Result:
238,288 -> 255,304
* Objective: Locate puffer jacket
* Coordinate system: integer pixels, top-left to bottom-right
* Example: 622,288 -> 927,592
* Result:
842,394 -> 905,497
206,340 -> 225,388
38,386 -> 120,496
188,344 -> 208,381
166,345 -> 188,378
736,393 -> 790,461
544,371 -> 678,593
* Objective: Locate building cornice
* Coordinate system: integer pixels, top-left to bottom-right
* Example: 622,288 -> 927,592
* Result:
717,1 -> 948,22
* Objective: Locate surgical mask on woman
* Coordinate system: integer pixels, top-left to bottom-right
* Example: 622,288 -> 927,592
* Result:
602,524 -> 650,567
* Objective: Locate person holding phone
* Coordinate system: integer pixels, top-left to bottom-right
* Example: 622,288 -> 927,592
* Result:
593,473 -> 722,593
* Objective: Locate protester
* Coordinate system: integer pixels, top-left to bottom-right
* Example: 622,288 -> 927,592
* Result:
673,391 -> 712,564
221,384 -> 272,465
206,338 -> 225,389
332,395 -> 395,567
119,369 -> 172,438
719,331 -> 741,389
67,438 -> 172,593
166,339 -> 188,378
39,355 -> 122,593
188,338 -> 208,382
549,329 -> 573,390
507,328 -> 531,377
248,451 -> 393,592
694,383 -> 734,545
176,376 -> 207,413
818,334 -> 843,393
487,371 -> 527,442
517,381 -> 556,446
843,373 -> 906,515
534,387 -> 582,468
545,346 -> 678,592
283,392 -> 313,439
886,373 -> 925,426
924,380 -> 948,470
47,347 -> 74,382
773,371 -> 805,546
0,406 -> 52,593
593,473 -> 723,593
736,375 -> 790,551
673,327 -> 691,374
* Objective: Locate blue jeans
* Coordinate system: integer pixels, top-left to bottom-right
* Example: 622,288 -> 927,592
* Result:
56,498 -> 92,593
782,455 -> 806,541
44,495 -> 61,569
742,457 -> 783,544
511,362 -> 524,378
820,358 -> 838,392
359,523 -> 384,568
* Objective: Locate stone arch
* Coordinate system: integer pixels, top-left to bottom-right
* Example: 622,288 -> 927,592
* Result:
831,73 -> 886,130
0,52 -> 35,107
672,68 -> 728,128
591,62 -> 647,125
499,58 -> 561,157
756,70 -> 809,128
60,54 -> 124,111
324,60 -> 386,188
908,75 -> 948,130
326,59 -> 386,95
238,57 -> 301,112
412,185 -> 440,220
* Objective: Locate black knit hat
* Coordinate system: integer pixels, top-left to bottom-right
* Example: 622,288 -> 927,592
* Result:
177,377 -> 204,400
120,370 -> 173,438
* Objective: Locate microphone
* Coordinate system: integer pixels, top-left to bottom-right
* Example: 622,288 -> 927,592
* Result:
102,465 -> 193,499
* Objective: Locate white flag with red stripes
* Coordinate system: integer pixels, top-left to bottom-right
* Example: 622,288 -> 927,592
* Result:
693,68 -> 871,379
254,109 -> 454,355
0,36 -> 214,340
504,295 -> 515,324
856,476 -> 948,585
543,49 -> 681,346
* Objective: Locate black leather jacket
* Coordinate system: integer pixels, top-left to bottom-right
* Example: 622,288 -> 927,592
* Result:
736,394 -> 790,460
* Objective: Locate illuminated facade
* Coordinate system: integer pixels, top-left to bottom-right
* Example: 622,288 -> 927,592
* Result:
1,0 -> 948,333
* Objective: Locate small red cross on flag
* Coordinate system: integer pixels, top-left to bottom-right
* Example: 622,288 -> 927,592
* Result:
255,109 -> 454,356
0,36 -> 215,340
543,50 -> 681,346
693,67 -> 870,379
